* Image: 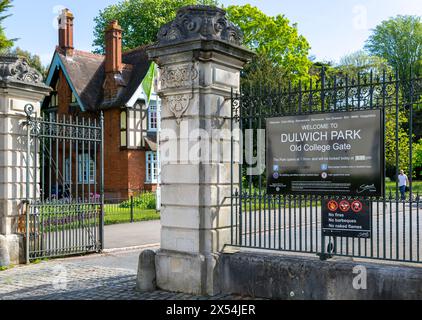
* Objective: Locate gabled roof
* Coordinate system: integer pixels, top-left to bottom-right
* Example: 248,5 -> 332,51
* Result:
44,46 -> 151,112
101,45 -> 151,109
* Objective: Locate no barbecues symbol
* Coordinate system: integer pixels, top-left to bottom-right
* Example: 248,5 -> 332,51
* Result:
339,200 -> 350,212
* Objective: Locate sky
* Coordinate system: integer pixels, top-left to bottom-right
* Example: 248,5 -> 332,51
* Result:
4,0 -> 422,66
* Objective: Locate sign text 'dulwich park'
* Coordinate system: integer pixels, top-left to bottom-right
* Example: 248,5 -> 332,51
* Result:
266,109 -> 383,197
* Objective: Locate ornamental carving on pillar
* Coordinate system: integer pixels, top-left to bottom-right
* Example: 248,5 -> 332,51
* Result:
156,5 -> 243,46
160,63 -> 199,89
165,94 -> 193,124
0,55 -> 43,84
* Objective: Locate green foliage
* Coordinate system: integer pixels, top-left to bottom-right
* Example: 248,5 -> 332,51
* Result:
119,192 -> 156,210
365,15 -> 422,81
336,50 -> 392,77
225,4 -> 312,87
6,47 -> 47,77
241,53 -> 290,89
413,139 -> 422,169
0,0 -> 14,51
92,0 -> 219,53
385,109 -> 411,176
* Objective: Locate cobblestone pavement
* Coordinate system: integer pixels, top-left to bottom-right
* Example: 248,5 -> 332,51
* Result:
0,250 -> 253,300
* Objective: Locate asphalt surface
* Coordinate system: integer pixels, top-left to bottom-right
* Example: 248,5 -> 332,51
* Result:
104,220 -> 160,249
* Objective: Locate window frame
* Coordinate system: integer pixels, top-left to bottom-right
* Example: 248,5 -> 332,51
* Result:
77,153 -> 95,184
120,110 -> 127,148
145,151 -> 158,183
148,102 -> 158,132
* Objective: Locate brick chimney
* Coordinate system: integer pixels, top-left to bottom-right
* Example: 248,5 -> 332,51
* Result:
103,20 -> 124,100
58,8 -> 74,56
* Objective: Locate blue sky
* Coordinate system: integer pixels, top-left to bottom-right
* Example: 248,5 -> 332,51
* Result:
4,0 -> 422,66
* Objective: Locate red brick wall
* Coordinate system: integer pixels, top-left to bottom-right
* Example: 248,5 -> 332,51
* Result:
104,108 -> 129,198
128,149 -> 146,194
50,69 -> 154,199
57,70 -> 71,115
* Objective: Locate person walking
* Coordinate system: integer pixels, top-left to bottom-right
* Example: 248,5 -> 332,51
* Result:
398,170 -> 409,201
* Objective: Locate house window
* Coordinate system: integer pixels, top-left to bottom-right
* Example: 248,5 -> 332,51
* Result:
148,103 -> 157,131
120,110 -> 127,147
50,81 -> 59,108
77,153 -> 95,184
146,151 -> 157,183
50,93 -> 58,107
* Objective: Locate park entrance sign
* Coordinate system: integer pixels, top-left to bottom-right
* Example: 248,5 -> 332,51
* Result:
231,71 -> 422,263
266,109 -> 384,197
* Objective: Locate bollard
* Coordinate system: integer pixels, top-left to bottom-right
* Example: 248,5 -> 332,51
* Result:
0,235 -> 10,267
136,249 -> 157,292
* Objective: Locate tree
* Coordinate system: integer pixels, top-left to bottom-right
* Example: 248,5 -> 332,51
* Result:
225,4 -> 312,87
413,140 -> 422,178
337,50 -> 391,77
365,16 -> 422,141
92,0 -> 219,54
365,15 -> 422,83
7,47 -> 47,77
0,0 -> 14,51
385,110 -> 412,178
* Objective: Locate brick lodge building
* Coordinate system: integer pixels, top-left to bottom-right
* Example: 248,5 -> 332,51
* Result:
42,9 -> 159,199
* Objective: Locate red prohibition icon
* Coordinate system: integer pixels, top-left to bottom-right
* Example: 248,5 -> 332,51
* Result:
327,200 -> 338,212
339,200 -> 350,212
351,200 -> 363,213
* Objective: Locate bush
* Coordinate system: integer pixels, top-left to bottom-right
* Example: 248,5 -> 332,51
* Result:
119,192 -> 156,210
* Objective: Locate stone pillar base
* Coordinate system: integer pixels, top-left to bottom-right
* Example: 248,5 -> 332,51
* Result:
155,249 -> 220,296
0,234 -> 24,267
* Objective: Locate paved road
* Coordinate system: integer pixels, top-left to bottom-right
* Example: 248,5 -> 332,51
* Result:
104,220 -> 160,249
0,249 -> 254,300
236,202 -> 422,262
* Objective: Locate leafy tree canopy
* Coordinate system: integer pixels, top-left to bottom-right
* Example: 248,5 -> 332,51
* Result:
337,50 -> 391,77
6,47 -> 47,77
0,0 -> 14,51
92,0 -> 219,54
225,4 -> 312,86
365,15 -> 422,81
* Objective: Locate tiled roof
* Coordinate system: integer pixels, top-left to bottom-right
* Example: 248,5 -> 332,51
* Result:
56,45 -> 151,111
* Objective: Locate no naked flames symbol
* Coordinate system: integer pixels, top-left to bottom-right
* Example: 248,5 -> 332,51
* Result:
351,200 -> 363,213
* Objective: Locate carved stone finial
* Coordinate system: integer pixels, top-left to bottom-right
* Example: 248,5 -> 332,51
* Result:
156,5 -> 243,46
0,55 -> 43,85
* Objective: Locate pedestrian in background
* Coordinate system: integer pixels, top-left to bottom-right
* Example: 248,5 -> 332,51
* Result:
398,170 -> 409,201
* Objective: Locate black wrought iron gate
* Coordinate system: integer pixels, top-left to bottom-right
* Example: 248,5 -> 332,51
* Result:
22,105 -> 104,262
230,70 -> 422,264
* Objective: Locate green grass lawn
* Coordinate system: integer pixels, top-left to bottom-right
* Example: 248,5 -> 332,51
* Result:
104,206 -> 160,225
386,180 -> 422,194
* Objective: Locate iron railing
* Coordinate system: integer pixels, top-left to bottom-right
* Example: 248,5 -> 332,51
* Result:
22,106 -> 104,261
103,193 -> 158,225
230,70 -> 422,264
232,192 -> 422,263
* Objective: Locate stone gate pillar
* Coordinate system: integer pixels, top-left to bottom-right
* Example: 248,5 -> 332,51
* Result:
147,5 -> 254,295
0,55 -> 50,266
